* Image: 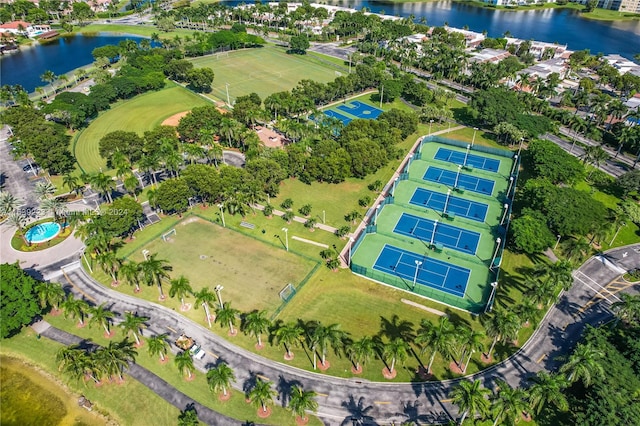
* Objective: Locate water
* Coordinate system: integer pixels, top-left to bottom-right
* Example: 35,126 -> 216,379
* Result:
0,34 -> 148,93
24,222 -> 61,243
226,0 -> 640,59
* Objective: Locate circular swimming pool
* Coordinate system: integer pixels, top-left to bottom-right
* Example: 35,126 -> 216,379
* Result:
25,222 -> 61,244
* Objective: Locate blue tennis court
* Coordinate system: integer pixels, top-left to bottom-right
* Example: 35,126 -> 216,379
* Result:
373,245 -> 470,297
323,109 -> 352,126
434,148 -> 501,172
409,188 -> 488,222
337,101 -> 383,119
423,166 -> 495,196
393,212 -> 481,255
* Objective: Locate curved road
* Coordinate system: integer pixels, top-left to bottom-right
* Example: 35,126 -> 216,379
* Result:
31,243 -> 639,426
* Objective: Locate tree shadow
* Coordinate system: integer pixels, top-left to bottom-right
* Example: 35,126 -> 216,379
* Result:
340,395 -> 378,426
242,372 -> 259,395
378,314 -> 416,341
276,374 -> 302,408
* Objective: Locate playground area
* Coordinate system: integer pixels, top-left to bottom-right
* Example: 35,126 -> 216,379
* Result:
350,137 -> 516,313
189,46 -> 340,103
129,217 -> 317,314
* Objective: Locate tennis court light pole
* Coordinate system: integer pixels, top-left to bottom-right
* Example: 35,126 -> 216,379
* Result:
554,234 -> 561,250
485,281 -> 498,313
500,203 -> 509,226
507,176 -> 515,199
463,144 -> 471,167
454,164 -> 462,189
443,189 -> 452,216
490,237 -> 502,270
511,154 -> 518,176
429,119 -> 434,136
374,205 -> 381,225
413,260 -> 422,291
348,237 -> 355,266
225,83 -> 231,106
430,220 -> 438,246
391,177 -> 399,196
472,127 -> 478,146
282,227 -> 289,251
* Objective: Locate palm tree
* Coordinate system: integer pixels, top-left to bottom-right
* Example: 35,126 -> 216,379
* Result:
89,173 -> 115,203
169,275 -> 193,311
123,174 -> 140,200
56,345 -> 97,384
35,282 -> 66,313
288,385 -> 319,423
346,336 -> 376,374
34,181 -> 56,200
527,371 -> 569,416
62,295 -> 89,327
119,312 -> 149,346
273,322 -> 303,360
311,322 -> 346,369
0,191 -> 20,215
382,338 -> 410,376
449,379 -> 491,425
139,253 -> 172,300
215,302 -> 240,336
565,237 -> 590,261
242,310 -> 271,348
41,70 -> 56,98
194,288 -> 217,328
119,261 -> 142,293
40,197 -> 69,224
248,378 -> 277,416
482,309 -> 521,361
6,211 -> 27,245
206,363 -> 236,399
611,293 -> 640,325
490,379 -> 529,426
147,334 -> 169,362
88,303 -> 115,337
96,339 -> 137,382
174,351 -> 195,380
62,174 -> 83,196
546,260 -> 574,291
559,343 -> 605,386
456,326 -> 485,373
415,316 -> 455,374
96,251 -> 122,284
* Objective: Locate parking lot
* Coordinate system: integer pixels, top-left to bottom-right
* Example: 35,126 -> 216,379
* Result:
0,126 -> 41,214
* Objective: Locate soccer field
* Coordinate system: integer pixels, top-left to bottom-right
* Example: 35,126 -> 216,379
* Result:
190,46 -> 342,102
130,218 -> 318,314
74,84 -> 210,173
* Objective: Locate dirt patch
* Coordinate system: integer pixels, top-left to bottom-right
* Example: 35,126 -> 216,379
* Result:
161,111 -> 190,127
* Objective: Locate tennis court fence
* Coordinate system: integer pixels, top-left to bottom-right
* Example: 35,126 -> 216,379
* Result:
423,136 -> 515,158
351,263 -> 486,314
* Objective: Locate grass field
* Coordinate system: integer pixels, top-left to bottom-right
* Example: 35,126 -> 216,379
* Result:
125,217 -> 318,314
190,46 -> 342,103
74,84 -> 210,173
0,329 -> 180,425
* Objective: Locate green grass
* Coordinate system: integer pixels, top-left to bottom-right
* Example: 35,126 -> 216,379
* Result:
78,24 -> 196,39
74,84 -> 210,173
0,328 -> 180,425
189,46 -> 342,103
42,315 -> 322,426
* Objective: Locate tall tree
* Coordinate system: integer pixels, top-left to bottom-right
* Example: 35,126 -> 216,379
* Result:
559,343 -> 605,386
62,295 -> 89,327
382,337 -> 410,375
527,371 -> 569,416
206,362 -> 236,399
346,336 -> 377,374
119,312 -> 149,346
248,378 -> 277,416
215,302 -> 240,335
174,351 -> 195,380
482,309 -> 521,361
415,316 -> 455,374
147,333 -> 169,362
490,379 -> 529,426
139,253 -> 172,299
242,310 -> 271,348
194,288 -> 217,328
449,379 -> 491,425
0,263 -> 43,338
311,322 -> 346,369
169,275 -> 193,310
288,385 -> 319,423
274,322 -> 304,360
88,302 -> 115,337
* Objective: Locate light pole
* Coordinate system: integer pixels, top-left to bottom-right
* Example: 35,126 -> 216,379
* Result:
225,82 -> 231,106
374,204 -> 381,225
511,154 -> 518,176
430,220 -> 438,246
463,144 -> 471,167
322,210 -> 326,224
348,237 -> 355,266
443,189 -> 452,215
217,203 -> 225,227
282,227 -> 289,252
518,137 -> 524,156
391,177 -> 399,196
454,164 -> 462,189
500,203 -> 509,226
610,222 -> 625,245
82,250 -> 93,274
490,237 -> 501,270
472,127 -> 478,146
413,260 -> 422,290
554,234 -> 561,250
507,176 -> 515,199
214,285 -> 224,308
485,282 -> 498,313
142,249 -> 150,261
429,119 -> 434,136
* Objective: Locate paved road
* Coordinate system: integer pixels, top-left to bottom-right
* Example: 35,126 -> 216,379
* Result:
31,243 -> 638,425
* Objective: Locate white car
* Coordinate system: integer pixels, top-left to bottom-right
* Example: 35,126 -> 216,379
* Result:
189,344 -> 206,360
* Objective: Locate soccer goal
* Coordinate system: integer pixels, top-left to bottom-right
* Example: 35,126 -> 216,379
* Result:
279,283 -> 296,302
161,228 -> 177,242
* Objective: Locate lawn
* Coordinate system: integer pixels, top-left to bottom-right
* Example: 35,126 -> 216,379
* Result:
189,46 -> 342,103
73,83 -> 211,173
120,217 -> 318,315
42,314 -> 323,426
0,328 -> 180,426
79,23 -> 196,39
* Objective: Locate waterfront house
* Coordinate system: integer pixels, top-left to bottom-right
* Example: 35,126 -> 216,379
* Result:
0,21 -> 51,38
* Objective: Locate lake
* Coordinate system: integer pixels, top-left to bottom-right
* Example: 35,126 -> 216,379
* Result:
0,34 -> 147,93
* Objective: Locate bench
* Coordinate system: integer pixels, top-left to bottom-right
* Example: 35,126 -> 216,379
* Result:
240,221 -> 255,229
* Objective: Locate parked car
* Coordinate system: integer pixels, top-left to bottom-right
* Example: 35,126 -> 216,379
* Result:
189,344 -> 206,360
23,163 -> 38,172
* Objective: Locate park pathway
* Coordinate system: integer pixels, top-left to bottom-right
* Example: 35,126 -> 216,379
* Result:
34,244 -> 639,425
